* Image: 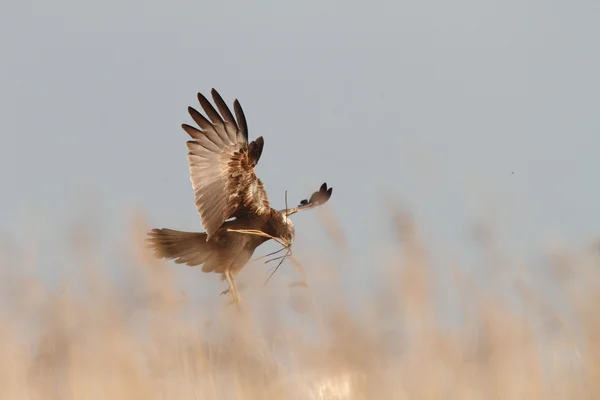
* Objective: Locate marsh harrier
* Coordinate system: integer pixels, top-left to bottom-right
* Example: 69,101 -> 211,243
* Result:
147,89 -> 333,303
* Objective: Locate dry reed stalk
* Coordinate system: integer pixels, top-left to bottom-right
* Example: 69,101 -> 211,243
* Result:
0,210 -> 597,399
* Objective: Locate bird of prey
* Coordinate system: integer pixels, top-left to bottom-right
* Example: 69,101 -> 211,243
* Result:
147,89 -> 333,303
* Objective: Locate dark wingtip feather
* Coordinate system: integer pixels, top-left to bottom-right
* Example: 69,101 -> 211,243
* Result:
248,136 -> 264,165
181,123 -> 202,139
197,91 -> 209,104
254,136 -> 264,156
210,88 -> 237,126
208,89 -> 222,108
187,106 -> 200,121
196,91 -> 223,125
295,182 -> 333,209
233,99 -> 248,140
187,106 -> 213,131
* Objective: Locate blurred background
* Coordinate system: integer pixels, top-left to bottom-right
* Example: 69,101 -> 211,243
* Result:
1,0 -> 599,398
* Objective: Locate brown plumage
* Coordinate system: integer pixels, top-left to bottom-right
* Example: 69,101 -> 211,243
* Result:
147,89 -> 333,303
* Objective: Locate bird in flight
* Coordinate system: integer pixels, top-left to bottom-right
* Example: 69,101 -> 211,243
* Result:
147,89 -> 333,304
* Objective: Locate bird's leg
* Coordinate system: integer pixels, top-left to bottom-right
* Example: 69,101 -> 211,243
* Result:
220,282 -> 245,296
231,277 -> 241,302
224,269 -> 241,304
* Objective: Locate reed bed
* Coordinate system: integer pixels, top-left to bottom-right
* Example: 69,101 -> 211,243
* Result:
0,210 -> 597,399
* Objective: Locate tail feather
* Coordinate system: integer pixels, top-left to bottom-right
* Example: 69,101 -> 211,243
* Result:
146,228 -> 212,267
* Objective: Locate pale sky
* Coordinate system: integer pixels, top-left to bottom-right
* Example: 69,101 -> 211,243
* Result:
2,0 -> 599,300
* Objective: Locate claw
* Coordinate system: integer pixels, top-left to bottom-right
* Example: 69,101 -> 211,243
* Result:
221,288 -> 242,306
220,283 -> 245,297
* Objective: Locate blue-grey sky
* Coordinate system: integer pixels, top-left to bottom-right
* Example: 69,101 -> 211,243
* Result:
2,0 -> 599,295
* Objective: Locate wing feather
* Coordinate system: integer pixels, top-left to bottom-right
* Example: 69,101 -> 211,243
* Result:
233,100 -> 248,142
196,92 -> 235,144
183,89 -> 271,240
211,89 -> 240,143
285,182 -> 333,215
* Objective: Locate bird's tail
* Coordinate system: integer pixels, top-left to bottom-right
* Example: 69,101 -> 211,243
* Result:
146,228 -> 212,267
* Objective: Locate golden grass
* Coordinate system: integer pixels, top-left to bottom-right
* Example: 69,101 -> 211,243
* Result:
0,209 -> 598,399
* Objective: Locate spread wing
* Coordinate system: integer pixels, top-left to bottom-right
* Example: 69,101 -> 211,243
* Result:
285,182 -> 333,215
182,88 -> 270,240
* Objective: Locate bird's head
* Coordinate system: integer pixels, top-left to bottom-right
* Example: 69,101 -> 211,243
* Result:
279,212 -> 295,246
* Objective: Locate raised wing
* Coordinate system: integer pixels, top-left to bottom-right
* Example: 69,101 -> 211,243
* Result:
182,89 -> 270,240
285,182 -> 333,215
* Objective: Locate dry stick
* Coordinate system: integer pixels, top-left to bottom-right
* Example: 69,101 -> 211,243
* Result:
249,247 -> 288,264
265,253 -> 291,264
228,228 -> 328,343
226,228 -> 293,286
226,228 -> 289,248
263,247 -> 292,287
229,229 -> 305,281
